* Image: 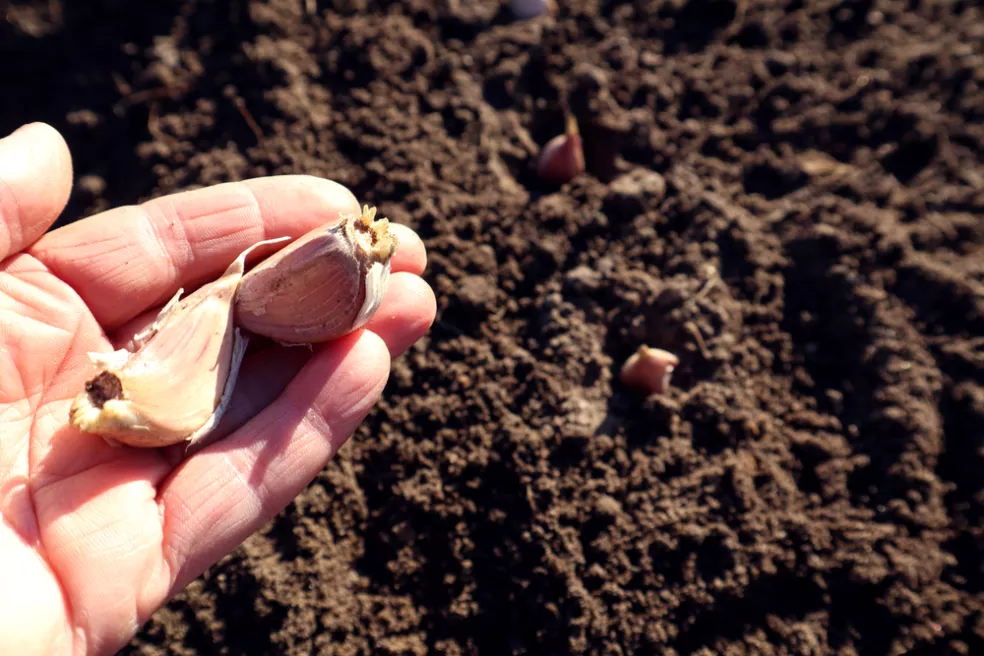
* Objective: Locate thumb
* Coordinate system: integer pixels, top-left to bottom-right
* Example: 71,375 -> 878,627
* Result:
0,122 -> 74,261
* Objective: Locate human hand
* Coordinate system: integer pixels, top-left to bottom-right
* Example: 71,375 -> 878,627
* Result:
0,123 -> 435,655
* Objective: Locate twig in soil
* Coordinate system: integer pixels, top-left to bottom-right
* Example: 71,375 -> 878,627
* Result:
434,319 -> 465,337
720,0 -> 749,41
682,266 -> 720,314
682,321 -> 712,360
125,84 -> 193,105
231,96 -> 264,144
112,73 -> 194,118
147,101 -> 163,141
111,73 -> 133,98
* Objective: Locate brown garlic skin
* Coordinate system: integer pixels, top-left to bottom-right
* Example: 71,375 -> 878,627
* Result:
234,205 -> 397,345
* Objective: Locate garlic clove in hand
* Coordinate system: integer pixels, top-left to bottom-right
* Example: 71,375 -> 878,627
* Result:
69,237 -> 289,448
234,205 -> 397,345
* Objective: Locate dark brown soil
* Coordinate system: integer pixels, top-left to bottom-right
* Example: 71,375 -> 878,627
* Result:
4,0 -> 984,653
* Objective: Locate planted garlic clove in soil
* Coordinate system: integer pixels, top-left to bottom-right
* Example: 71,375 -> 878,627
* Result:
537,114 -> 586,185
619,345 -> 680,395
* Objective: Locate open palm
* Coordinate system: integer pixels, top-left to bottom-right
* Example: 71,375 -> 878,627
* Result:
0,123 -> 435,655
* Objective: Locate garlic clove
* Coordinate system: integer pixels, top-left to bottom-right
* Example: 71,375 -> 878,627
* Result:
510,0 -> 557,20
69,236 -> 289,448
619,345 -> 680,395
234,204 -> 397,345
128,287 -> 184,351
537,114 -> 586,185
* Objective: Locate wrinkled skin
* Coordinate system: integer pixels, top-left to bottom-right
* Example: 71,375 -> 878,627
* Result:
0,123 -> 436,655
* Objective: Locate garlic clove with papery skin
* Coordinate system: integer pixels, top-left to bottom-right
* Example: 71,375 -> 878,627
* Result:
537,114 -> 586,185
69,236 -> 289,448
233,205 -> 397,345
619,345 -> 680,395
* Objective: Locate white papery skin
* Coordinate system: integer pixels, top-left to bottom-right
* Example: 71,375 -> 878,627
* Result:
68,237 -> 288,447
234,205 -> 397,344
353,260 -> 390,331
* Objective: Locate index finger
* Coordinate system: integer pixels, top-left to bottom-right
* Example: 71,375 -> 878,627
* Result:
29,175 -> 427,329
